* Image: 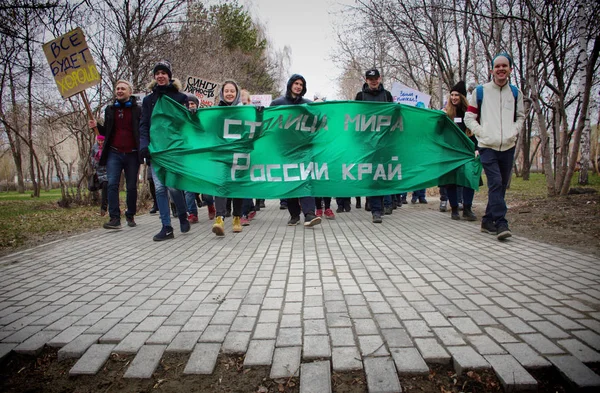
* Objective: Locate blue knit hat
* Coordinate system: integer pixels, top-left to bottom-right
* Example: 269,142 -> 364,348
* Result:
492,53 -> 513,68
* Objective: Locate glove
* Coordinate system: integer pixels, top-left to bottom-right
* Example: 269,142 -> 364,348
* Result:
139,148 -> 151,161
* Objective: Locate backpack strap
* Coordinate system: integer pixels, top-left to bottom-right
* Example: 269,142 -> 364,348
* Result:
509,84 -> 519,122
476,85 -> 484,123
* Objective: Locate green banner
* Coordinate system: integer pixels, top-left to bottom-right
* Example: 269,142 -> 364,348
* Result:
150,96 -> 482,198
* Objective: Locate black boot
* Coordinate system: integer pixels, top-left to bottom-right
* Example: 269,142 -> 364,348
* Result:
355,197 -> 361,209
451,206 -> 460,220
463,205 -> 477,221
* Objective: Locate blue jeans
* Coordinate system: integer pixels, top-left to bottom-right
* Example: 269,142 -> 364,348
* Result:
151,166 -> 187,227
370,196 -> 384,214
185,191 -> 198,215
202,194 -> 214,206
480,147 -> 515,226
242,198 -> 254,216
411,189 -> 426,201
106,150 -> 139,219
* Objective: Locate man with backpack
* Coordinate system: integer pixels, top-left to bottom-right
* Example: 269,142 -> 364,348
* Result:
465,53 -> 525,240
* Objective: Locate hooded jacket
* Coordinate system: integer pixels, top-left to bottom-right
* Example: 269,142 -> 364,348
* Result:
218,80 -> 242,107
139,78 -> 188,151
464,81 -> 524,151
96,95 -> 142,166
271,74 -> 312,106
354,83 -> 393,102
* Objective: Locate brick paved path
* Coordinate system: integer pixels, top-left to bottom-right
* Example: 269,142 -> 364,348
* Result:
1,202 -> 600,392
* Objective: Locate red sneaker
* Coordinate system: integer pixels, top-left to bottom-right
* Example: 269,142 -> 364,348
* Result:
248,211 -> 257,220
207,204 -> 216,220
188,213 -> 198,224
241,217 -> 250,226
324,208 -> 335,219
316,209 -> 323,217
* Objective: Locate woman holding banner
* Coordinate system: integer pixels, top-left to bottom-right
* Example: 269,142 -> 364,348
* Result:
212,80 -> 246,236
442,81 -> 478,221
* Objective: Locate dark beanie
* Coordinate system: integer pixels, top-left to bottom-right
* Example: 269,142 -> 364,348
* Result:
187,94 -> 199,107
153,60 -> 172,79
451,81 -> 467,97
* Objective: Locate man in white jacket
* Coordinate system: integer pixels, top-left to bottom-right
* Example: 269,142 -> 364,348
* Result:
464,53 -> 525,240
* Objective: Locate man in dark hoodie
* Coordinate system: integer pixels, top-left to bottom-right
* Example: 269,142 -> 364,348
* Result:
139,60 -> 191,241
89,80 -> 141,230
270,74 -> 321,228
354,68 -> 394,224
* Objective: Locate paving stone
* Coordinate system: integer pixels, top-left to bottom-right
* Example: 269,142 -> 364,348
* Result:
270,346 -> 301,378
485,354 -> 538,392
450,317 -> 482,334
0,343 -> 16,361
86,318 -> 119,334
166,331 -> 203,353
244,339 -> 275,366
332,346 -> 363,371
276,327 -> 302,347
485,327 -> 519,343
13,330 -> 59,355
133,316 -> 167,332
304,319 -> 327,335
548,355 -> 600,390
57,333 -> 101,360
364,356 -> 402,393
448,346 -> 490,375
222,331 -> 251,353
146,326 -> 181,345
557,339 -> 600,363
113,331 -> 153,354
381,328 -> 412,348
503,343 -> 551,368
99,323 -> 136,344
69,344 -> 114,375
330,327 -> 355,347
300,360 -> 331,393
390,347 -> 429,375
47,326 -> 89,348
466,335 -> 506,355
572,330 -> 600,351
253,322 -> 278,339
3,324 -> 44,343
520,333 -> 564,355
404,320 -> 434,337
303,335 -> 331,359
414,338 -> 451,364
358,335 -> 389,357
123,345 -> 166,378
433,327 -> 466,346
199,325 -> 229,342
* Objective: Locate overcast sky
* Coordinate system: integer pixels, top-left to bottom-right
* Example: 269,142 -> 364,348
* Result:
243,0 -> 353,100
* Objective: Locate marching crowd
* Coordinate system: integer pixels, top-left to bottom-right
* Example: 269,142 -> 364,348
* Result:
89,53 -> 524,242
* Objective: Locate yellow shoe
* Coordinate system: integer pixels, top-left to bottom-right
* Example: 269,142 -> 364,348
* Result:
212,216 -> 225,236
232,216 -> 242,233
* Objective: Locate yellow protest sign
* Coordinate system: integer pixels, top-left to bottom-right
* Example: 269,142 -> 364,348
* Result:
42,27 -> 100,99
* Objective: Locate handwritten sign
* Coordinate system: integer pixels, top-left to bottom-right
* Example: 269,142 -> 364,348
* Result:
391,82 -> 431,109
42,28 -> 100,99
184,76 -> 220,107
250,94 -> 272,107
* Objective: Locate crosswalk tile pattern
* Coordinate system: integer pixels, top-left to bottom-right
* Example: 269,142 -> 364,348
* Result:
1,203 -> 600,392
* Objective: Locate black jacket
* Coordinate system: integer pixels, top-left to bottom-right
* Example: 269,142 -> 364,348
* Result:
354,83 -> 393,103
271,74 -> 312,106
97,95 -> 142,166
139,79 -> 188,151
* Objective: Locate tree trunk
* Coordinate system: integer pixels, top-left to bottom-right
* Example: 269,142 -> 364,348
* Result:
561,1 -> 599,194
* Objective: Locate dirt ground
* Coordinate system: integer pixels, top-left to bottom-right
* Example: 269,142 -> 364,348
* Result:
1,347 -> 588,393
441,189 -> 600,256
